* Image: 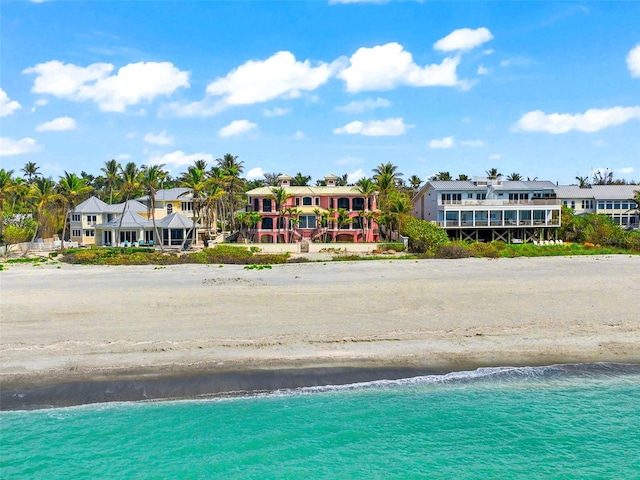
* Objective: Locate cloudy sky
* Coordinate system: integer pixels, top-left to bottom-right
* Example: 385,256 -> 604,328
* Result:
1,1 -> 639,184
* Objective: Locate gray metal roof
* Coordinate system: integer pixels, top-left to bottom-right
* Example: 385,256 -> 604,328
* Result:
74,196 -> 108,213
103,199 -> 147,213
425,180 -> 557,191
554,184 -> 639,200
137,188 -> 192,202
156,212 -> 196,228
95,211 -> 153,229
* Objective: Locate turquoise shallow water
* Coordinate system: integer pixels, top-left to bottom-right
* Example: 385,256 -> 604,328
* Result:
2,364 -> 639,479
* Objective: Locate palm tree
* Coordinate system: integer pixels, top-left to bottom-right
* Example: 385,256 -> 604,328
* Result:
486,168 -> 502,180
575,176 -> 590,188
356,177 -> 377,241
114,162 -> 141,245
58,171 -> 92,248
28,177 -> 61,243
373,162 -> 403,180
285,207 -> 301,243
335,208 -> 352,240
141,164 -> 166,252
269,186 -> 291,243
292,172 -> 312,186
430,172 -> 452,181
408,175 -> 422,196
506,172 -> 523,181
457,174 -> 470,181
21,162 -> 41,184
216,154 -> 245,232
179,166 -> 209,247
0,169 -> 16,239
101,159 -> 121,204
592,169 -> 613,185
201,180 -> 226,241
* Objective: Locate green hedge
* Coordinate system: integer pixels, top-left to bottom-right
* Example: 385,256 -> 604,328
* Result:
399,215 -> 449,255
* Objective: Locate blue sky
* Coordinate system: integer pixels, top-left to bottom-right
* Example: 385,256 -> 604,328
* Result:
1,0 -> 639,185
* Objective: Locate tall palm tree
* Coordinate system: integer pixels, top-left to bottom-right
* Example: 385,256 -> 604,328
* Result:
486,168 -> 502,180
506,172 -> 523,181
457,174 -> 470,181
216,154 -> 245,232
269,186 -> 291,243
592,169 -> 613,185
58,172 -> 93,248
28,177 -> 61,243
575,176 -> 590,188
141,164 -> 166,252
356,177 -> 377,241
101,159 -> 121,204
21,162 -> 41,184
408,175 -> 422,196
0,169 -> 16,239
114,162 -> 141,245
179,166 -> 209,247
292,172 -> 312,186
430,172 -> 452,181
373,162 -> 403,180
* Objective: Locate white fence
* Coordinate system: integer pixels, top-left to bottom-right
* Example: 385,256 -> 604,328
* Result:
1,240 -> 78,257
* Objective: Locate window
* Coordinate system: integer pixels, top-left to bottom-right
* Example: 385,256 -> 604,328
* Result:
441,193 -> 462,203
330,198 -> 334,208
337,198 -> 349,209
262,199 -> 272,212
563,201 -> 568,207
253,198 -> 259,212
614,202 -> 621,210
606,202 -> 613,210
167,203 -> 173,214
582,200 -> 594,209
72,214 -> 81,222
72,229 -> 81,237
467,193 -> 473,199
181,201 -> 193,212
476,193 -> 487,200
298,215 -> 317,229
261,217 -> 273,230
295,197 -> 300,206
571,201 -> 575,209
352,198 -> 364,211
315,197 -> 320,206
597,201 -> 605,209
84,229 -> 95,237
86,215 -> 97,224
303,197 -> 313,206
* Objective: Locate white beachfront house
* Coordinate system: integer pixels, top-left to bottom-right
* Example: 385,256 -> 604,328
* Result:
553,185 -> 639,229
412,178 -> 562,243
70,193 -> 197,247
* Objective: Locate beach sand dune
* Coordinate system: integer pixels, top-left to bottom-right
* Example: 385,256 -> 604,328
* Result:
1,256 -> 638,408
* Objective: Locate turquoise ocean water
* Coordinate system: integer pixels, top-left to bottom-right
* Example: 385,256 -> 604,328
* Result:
2,363 -> 639,479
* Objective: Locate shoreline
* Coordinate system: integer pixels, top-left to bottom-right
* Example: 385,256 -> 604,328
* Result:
2,256 -> 639,410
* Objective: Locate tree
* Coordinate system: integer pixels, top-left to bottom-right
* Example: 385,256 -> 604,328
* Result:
592,169 -> 614,185
28,177 -> 61,243
179,166 -> 209,247
373,162 -> 403,180
269,186 -> 291,243
263,172 -> 282,186
21,162 -> 41,184
291,172 -> 312,186
408,175 -> 422,196
506,172 -> 523,181
356,177 -> 377,241
0,169 -> 17,240
457,174 -> 470,181
101,159 -> 121,204
141,164 -> 166,252
430,172 -> 452,181
58,172 -> 92,248
115,162 -> 141,246
486,168 -> 502,180
216,154 -> 245,232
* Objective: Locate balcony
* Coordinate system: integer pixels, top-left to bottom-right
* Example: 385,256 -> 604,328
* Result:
435,218 -> 560,228
440,198 -> 560,207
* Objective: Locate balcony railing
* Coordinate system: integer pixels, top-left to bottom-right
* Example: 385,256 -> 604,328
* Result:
440,199 -> 560,206
436,219 -> 560,228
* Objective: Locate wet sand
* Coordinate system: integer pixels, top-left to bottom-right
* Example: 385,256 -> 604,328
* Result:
1,255 -> 639,409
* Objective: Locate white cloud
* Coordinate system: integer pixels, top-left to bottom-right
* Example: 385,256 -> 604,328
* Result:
125,132 -> 137,139
35,116 -> 77,132
218,119 -> 258,138
206,51 -> 337,107
294,131 -> 306,140
335,156 -> 364,166
0,137 -> 40,156
513,106 -> 640,134
434,27 -> 493,52
627,44 -> 640,78
333,117 -> 411,136
484,49 -> 494,55
593,139 -> 608,147
428,136 -> 454,148
489,153 -> 503,160
461,139 -> 485,147
618,166 -> 634,174
246,167 -> 266,180
147,150 -> 214,171
23,60 -> 190,112
143,130 -> 174,145
34,99 -> 49,107
477,65 -> 490,75
115,153 -> 131,160
336,97 -> 391,113
337,43 -> 464,92
347,169 -> 366,183
263,107 -> 291,117
0,89 -> 21,117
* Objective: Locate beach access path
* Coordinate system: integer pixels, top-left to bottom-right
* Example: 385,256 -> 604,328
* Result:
1,255 -> 639,405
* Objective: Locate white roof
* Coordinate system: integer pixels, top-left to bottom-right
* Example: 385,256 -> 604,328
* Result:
554,184 -> 639,200
74,196 -> 108,213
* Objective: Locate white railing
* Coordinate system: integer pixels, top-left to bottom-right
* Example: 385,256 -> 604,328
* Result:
440,199 -> 560,206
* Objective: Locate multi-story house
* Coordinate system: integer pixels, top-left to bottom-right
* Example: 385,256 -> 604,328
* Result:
245,174 -> 379,243
412,178 -> 562,242
554,185 -> 639,229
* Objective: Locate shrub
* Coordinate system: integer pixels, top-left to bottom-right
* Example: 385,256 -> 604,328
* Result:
466,241 -> 503,258
435,243 -> 472,259
377,242 -> 405,252
399,215 -> 449,255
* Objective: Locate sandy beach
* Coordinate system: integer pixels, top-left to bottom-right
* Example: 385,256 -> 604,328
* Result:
1,255 -> 639,408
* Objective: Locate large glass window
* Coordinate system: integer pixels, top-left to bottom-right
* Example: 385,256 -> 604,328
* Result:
262,199 -> 272,212
303,197 -> 313,206
298,215 -> 317,229
337,197 -> 349,209
261,217 -> 273,230
352,198 -> 365,210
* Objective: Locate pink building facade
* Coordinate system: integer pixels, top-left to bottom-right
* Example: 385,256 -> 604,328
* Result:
245,174 -> 380,243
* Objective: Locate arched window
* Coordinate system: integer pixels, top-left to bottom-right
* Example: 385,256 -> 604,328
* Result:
337,197 -> 350,209
302,197 -> 313,206
263,198 -> 272,212
167,203 -> 173,214
261,217 -> 273,230
352,198 -> 364,210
